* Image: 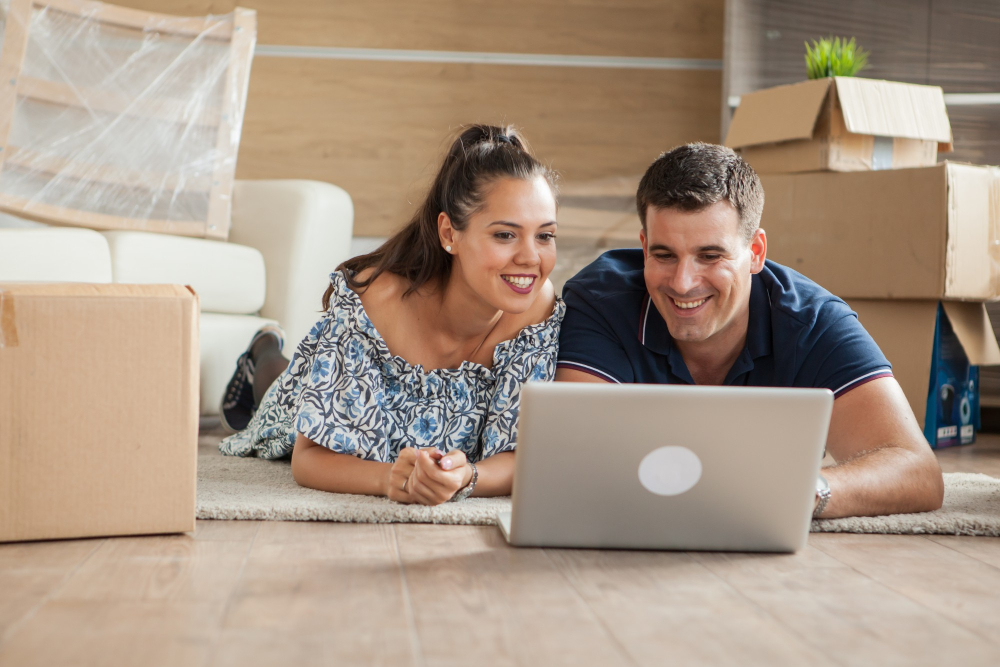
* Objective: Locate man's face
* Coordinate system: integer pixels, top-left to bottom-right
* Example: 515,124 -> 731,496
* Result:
640,201 -> 766,348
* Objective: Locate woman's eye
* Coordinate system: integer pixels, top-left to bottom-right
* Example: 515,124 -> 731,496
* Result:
494,231 -> 515,240
538,232 -> 556,241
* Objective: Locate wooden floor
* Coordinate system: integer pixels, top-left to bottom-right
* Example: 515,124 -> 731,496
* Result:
2,437 -> 1000,667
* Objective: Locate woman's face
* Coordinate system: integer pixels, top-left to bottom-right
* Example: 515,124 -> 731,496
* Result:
445,175 -> 557,314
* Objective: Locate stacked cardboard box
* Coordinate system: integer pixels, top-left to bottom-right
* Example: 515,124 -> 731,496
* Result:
726,77 -> 1000,448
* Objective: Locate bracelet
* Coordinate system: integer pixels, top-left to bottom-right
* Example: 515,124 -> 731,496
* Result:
449,462 -> 478,502
813,474 -> 831,518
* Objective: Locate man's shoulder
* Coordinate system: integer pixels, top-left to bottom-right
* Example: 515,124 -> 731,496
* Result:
563,248 -> 647,304
760,260 -> 854,328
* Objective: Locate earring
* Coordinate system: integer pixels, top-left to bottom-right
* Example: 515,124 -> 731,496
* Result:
445,245 -> 452,253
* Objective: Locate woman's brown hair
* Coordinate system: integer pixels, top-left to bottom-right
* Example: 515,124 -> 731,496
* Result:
325,124 -> 557,309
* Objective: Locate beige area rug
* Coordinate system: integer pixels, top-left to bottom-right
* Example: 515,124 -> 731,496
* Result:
196,451 -> 1000,535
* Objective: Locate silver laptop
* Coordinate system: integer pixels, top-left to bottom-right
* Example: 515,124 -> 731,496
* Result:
497,382 -> 833,553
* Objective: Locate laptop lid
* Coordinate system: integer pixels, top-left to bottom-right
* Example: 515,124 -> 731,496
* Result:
507,383 -> 833,552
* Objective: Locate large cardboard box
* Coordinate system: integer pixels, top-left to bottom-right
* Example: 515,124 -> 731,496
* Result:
0,283 -> 199,542
726,77 -> 952,174
848,300 -> 1000,447
760,162 -> 1000,301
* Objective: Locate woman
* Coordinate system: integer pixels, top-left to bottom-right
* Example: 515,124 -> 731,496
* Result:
219,124 -> 564,506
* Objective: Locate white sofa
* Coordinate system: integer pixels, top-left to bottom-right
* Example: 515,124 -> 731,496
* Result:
0,180 -> 354,416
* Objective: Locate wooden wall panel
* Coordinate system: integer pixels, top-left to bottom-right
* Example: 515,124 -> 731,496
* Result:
930,0 -> 1000,93
109,0 -> 723,59
236,58 -> 721,236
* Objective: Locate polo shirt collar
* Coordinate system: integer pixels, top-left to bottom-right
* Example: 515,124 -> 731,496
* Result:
639,274 -> 773,371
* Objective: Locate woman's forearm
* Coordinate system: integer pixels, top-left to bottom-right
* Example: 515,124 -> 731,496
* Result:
291,433 -> 392,496
472,451 -> 515,497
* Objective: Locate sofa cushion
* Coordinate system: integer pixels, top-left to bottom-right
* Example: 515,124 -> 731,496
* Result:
0,228 -> 112,282
102,231 -> 266,315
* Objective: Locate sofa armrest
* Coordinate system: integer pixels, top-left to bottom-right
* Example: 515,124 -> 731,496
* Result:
228,180 -> 354,350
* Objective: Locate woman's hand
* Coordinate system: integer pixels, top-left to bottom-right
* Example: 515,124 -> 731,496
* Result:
406,449 -> 473,506
386,447 -> 420,503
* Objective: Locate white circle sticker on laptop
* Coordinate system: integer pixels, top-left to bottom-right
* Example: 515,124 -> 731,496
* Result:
638,446 -> 703,496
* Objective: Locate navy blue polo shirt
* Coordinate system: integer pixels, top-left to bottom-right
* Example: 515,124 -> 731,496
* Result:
558,249 -> 892,397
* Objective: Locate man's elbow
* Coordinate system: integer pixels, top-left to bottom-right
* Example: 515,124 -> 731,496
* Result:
911,448 -> 945,513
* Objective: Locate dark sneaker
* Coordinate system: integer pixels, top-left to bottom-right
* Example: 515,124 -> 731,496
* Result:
219,326 -> 284,433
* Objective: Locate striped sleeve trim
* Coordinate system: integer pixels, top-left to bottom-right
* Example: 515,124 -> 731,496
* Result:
556,361 -> 622,384
833,368 -> 894,398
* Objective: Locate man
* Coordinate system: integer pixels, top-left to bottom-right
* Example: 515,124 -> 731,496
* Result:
555,143 -> 944,519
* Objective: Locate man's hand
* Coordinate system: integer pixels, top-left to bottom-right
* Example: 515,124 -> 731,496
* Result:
386,447 -> 419,504
406,448 -> 473,506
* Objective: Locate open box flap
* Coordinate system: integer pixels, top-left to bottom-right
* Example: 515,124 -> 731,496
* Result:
834,77 -> 952,144
725,78 -> 832,149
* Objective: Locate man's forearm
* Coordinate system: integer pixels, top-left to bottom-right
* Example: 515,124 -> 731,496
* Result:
819,445 -> 944,519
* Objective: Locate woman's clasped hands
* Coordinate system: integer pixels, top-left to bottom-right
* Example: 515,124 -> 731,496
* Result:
387,447 -> 474,505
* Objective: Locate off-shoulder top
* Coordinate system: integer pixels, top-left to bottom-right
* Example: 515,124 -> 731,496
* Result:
219,270 -> 566,462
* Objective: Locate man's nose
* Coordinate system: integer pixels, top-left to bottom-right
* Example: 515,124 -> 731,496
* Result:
670,258 -> 699,295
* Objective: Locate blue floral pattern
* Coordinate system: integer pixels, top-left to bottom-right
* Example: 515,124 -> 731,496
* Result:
219,270 -> 565,462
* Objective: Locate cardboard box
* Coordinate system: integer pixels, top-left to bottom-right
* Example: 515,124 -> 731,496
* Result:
0,283 -> 199,542
760,162 -> 1000,301
847,299 -> 1000,447
726,77 -> 952,174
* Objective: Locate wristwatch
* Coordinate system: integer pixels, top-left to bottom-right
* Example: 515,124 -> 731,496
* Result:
449,462 -> 478,502
813,474 -> 831,518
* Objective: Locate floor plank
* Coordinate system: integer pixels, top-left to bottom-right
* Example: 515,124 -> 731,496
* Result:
0,599 -> 225,667
812,533 -> 1000,651
395,524 -> 632,667
547,546 -> 836,667
54,536 -> 252,603
925,535 -> 1000,570
0,538 -> 104,639
695,539 -> 1000,666
935,433 -> 1000,476
213,521 -> 415,666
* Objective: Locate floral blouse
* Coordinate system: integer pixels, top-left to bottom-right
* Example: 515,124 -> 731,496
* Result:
219,270 -> 566,462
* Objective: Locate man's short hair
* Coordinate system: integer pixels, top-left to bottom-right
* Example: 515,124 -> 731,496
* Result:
636,143 -> 764,242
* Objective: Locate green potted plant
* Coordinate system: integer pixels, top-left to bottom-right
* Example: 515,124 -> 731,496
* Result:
804,36 -> 869,79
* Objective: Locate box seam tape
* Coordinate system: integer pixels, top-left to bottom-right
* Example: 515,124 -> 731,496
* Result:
0,291 -> 17,348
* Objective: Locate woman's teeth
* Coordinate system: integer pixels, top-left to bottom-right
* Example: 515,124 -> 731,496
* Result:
673,298 -> 707,310
503,275 -> 534,289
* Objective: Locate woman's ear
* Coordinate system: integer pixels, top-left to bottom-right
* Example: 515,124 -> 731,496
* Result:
438,212 -> 456,252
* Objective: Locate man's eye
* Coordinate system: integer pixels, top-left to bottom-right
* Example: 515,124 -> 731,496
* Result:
701,254 -> 721,261
654,254 -> 674,261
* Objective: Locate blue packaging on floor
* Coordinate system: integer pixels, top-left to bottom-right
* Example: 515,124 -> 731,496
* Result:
924,303 -> 980,448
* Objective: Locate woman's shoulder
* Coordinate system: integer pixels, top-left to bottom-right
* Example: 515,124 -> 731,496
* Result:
496,279 -> 564,348
514,278 -> 562,329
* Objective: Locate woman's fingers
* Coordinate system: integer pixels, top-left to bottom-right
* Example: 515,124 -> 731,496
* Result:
437,449 -> 467,471
415,450 -> 465,489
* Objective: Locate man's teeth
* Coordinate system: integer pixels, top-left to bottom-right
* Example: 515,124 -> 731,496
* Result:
503,276 -> 535,289
673,298 -> 707,310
